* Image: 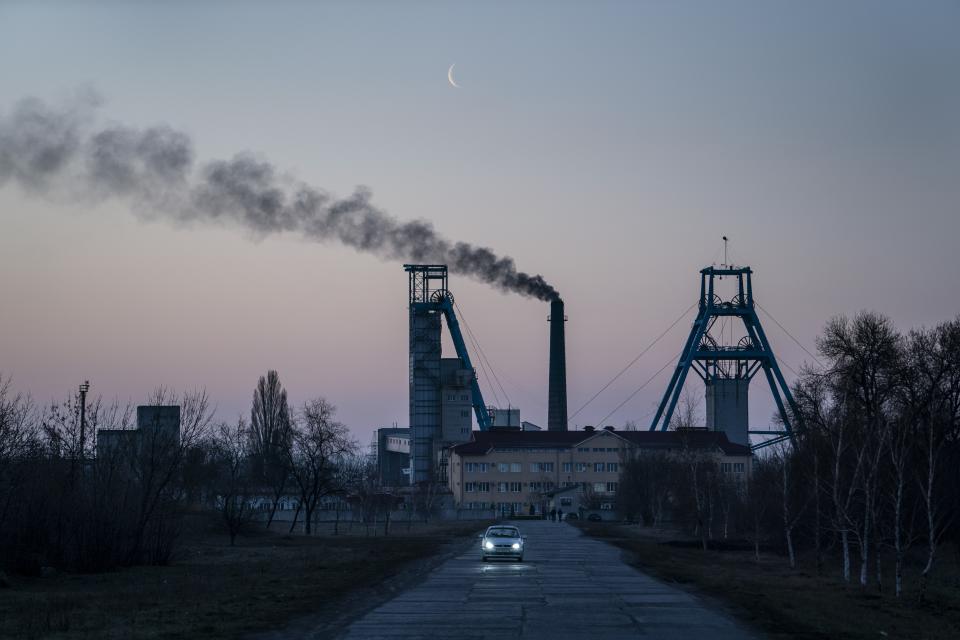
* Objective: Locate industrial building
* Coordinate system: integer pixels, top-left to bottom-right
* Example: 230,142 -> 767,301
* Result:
447,426 -> 751,517
96,405 -> 181,459
648,264 -> 798,448
380,261 -> 795,498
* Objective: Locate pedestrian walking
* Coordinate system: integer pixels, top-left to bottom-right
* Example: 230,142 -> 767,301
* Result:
557,509 -> 563,522
550,508 -> 556,522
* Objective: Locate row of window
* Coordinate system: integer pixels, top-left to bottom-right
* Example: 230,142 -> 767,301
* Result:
446,394 -> 470,402
463,480 -> 619,494
720,462 -> 746,473
463,461 -> 619,473
490,447 -> 620,453
460,501 -> 618,513
464,481 -> 559,493
558,481 -> 619,493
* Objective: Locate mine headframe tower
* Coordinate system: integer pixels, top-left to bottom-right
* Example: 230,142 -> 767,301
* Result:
406,264 -> 491,484
648,266 -> 799,450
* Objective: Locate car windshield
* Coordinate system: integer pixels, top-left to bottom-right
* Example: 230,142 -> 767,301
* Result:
487,528 -> 519,538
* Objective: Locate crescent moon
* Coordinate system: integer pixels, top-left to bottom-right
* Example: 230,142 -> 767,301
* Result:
447,64 -> 460,88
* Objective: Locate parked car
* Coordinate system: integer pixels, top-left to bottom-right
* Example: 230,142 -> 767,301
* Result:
565,512 -> 579,521
587,513 -> 602,522
479,525 -> 525,562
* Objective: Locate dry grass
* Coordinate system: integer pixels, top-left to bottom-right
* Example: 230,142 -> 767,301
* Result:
577,521 -> 960,640
0,514 -> 489,639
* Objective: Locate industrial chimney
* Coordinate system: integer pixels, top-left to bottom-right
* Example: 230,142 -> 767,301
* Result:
548,299 -> 568,431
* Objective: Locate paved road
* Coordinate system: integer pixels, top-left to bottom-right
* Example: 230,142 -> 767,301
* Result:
338,520 -> 759,639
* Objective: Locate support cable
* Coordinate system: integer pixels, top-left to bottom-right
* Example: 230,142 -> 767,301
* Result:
755,302 -> 823,368
569,301 -> 698,422
455,304 -> 502,408
596,352 -> 680,427
455,301 -> 512,408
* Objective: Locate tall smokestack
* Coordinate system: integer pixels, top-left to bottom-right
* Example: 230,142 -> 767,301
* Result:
548,299 -> 568,431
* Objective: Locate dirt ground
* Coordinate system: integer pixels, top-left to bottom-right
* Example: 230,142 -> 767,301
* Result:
577,521 -> 960,640
0,514 -> 489,640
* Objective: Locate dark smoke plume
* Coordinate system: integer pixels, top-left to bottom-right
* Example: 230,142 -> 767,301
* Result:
0,93 -> 559,301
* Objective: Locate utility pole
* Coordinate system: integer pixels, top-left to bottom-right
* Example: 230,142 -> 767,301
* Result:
78,380 -> 90,462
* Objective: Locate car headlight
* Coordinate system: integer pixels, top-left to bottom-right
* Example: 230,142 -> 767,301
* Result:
484,541 -> 494,550
512,542 -> 521,550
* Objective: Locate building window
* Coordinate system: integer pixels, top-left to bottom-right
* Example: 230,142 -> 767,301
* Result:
561,481 -> 575,488
460,410 -> 470,418
497,482 -> 508,493
593,447 -> 603,452
721,462 -> 732,473
607,462 -> 618,472
544,481 -> 554,491
733,462 -> 745,473
465,482 -> 477,492
477,482 -> 490,492
509,482 -> 522,493
606,482 -> 618,493
600,502 -> 613,510
499,463 -> 509,473
530,462 -> 555,473
510,463 -> 522,473
593,482 -> 606,493
560,497 -> 573,507
562,462 -> 572,473
577,447 -> 589,452
461,394 -> 468,401
530,481 -> 542,491
575,462 -> 588,473
594,462 -> 605,473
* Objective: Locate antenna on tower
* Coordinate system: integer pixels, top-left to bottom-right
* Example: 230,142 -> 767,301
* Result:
722,236 -> 729,267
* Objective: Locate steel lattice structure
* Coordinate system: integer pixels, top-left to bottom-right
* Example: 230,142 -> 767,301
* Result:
648,266 -> 798,450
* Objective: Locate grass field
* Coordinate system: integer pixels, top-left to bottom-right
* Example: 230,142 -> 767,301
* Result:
577,521 -> 960,640
0,515 -> 489,639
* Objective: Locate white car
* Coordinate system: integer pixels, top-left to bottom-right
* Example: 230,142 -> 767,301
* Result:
479,525 -> 526,562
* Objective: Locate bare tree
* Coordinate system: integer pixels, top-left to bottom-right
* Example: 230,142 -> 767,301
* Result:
0,375 -> 36,533
286,398 -> 355,535
124,387 -> 213,564
817,312 -> 900,585
411,479 -> 445,523
885,410 -> 918,598
249,371 -> 293,529
745,457 -> 777,561
211,418 -> 256,546
772,442 -> 809,569
904,321 -> 960,599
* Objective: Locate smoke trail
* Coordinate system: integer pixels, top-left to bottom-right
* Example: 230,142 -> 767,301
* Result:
0,93 -> 559,301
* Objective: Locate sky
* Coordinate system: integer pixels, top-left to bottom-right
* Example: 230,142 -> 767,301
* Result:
1,1 -> 958,446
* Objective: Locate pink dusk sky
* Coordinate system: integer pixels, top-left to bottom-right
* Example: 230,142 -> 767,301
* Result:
1,2 -> 958,445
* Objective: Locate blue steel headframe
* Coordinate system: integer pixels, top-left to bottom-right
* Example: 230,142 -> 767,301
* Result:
648,266 -> 800,449
404,264 -> 492,431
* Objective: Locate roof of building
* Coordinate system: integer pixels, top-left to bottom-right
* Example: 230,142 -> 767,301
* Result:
449,428 -> 751,457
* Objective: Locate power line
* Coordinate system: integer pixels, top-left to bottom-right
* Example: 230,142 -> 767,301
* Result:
569,301 -> 697,422
755,301 -> 823,368
596,352 -> 680,427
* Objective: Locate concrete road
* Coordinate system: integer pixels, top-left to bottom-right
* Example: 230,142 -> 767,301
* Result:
338,520 -> 760,639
